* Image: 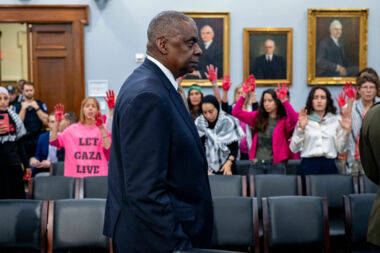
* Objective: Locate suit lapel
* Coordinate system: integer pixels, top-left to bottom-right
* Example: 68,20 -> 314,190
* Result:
143,59 -> 207,162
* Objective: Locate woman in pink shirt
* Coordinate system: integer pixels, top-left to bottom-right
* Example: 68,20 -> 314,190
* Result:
50,97 -> 111,177
232,85 -> 298,174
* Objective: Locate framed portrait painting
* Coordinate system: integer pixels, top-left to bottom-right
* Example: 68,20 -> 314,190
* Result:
243,28 -> 293,86
182,11 -> 230,86
307,9 -> 368,85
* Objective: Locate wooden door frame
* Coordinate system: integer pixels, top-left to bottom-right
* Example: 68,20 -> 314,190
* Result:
0,5 -> 89,102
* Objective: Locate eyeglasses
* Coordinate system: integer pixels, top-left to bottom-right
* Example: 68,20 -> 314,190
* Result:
360,86 -> 376,90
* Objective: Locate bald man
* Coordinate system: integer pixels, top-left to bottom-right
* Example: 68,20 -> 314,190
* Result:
316,19 -> 358,77
103,11 -> 213,253
192,24 -> 223,79
251,39 -> 286,79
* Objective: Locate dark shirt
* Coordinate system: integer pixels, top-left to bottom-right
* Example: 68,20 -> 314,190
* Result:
15,100 -> 48,136
256,117 -> 277,160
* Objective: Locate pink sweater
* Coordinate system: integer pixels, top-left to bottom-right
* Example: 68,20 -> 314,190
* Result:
50,123 -> 111,178
232,96 -> 298,164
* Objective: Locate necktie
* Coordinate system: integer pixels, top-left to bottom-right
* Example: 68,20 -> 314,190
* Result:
177,85 -> 190,112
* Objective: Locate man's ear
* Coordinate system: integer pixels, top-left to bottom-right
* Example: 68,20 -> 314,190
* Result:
156,37 -> 168,55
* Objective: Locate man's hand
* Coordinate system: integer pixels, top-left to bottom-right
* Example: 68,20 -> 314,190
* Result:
30,100 -> 39,110
54,104 -> 64,121
30,157 -> 41,168
40,160 -> 52,168
105,90 -> 116,109
337,65 -> 347,76
275,83 -> 289,102
205,64 -> 218,83
335,91 -> 347,108
21,101 -> 29,110
222,75 -> 231,91
23,168 -> 32,181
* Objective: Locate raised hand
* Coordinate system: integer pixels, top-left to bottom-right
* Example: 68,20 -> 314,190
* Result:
339,106 -> 352,133
298,108 -> 309,130
105,90 -> 115,109
246,75 -> 256,92
95,112 -> 106,127
242,81 -> 251,94
205,64 -> 218,83
222,75 -> 231,91
343,81 -> 358,99
54,104 -> 64,121
275,82 -> 289,101
335,91 -> 347,108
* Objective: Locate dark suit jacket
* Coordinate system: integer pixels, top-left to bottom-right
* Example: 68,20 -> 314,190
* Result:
251,54 -> 286,79
103,59 -> 213,253
316,37 -> 350,77
196,41 -> 223,79
359,102 -> 380,246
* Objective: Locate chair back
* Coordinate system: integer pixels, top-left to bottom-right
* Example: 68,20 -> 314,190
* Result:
48,199 -> 109,252
83,176 -> 108,199
251,175 -> 302,210
50,161 -> 65,176
0,199 -> 48,252
212,196 -> 259,253
262,196 -> 329,253
344,193 -> 376,247
209,175 -> 247,197
28,176 -> 77,200
306,175 -> 357,209
359,175 -> 378,193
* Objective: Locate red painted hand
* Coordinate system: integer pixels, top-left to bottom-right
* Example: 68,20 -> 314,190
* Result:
54,104 -> 64,121
335,91 -> 347,108
105,90 -> 115,109
205,64 -> 217,82
95,112 -> 105,127
343,81 -> 358,99
275,83 -> 289,101
246,75 -> 256,92
222,75 -> 231,91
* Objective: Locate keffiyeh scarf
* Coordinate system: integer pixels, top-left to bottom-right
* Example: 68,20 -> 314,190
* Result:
195,111 -> 245,172
0,108 -> 26,143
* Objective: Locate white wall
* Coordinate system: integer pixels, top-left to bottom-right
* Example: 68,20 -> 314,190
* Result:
0,23 -> 28,81
3,0 -> 380,110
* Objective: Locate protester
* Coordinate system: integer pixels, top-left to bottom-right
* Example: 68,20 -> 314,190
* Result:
346,75 -> 380,175
195,95 -> 245,175
232,82 -> 298,174
0,87 -> 28,199
290,86 -> 353,174
49,98 -> 111,178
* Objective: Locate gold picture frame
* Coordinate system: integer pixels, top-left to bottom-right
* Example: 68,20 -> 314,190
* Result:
243,28 -> 293,86
307,8 -> 368,85
182,11 -> 230,87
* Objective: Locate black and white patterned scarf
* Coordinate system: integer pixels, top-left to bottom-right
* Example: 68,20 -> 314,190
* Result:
195,110 -> 245,172
0,108 -> 26,143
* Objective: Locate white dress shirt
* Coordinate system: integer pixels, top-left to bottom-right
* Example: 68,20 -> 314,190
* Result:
146,55 -> 178,90
204,40 -> 213,50
290,113 -> 349,158
265,54 -> 273,61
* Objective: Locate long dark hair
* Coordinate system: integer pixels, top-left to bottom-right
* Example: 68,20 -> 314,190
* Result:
305,86 -> 336,116
253,89 -> 286,133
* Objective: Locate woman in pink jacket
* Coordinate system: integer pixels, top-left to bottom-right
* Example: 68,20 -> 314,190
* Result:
232,84 -> 298,174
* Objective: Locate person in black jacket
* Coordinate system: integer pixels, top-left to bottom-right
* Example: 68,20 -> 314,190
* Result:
0,87 -> 28,199
251,39 -> 286,79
